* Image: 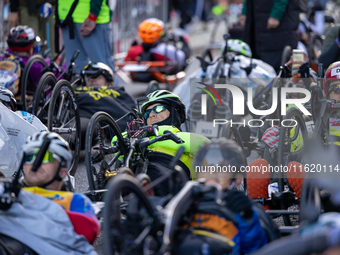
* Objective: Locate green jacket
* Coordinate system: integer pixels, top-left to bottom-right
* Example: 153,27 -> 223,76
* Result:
242,0 -> 290,21
58,0 -> 112,24
111,125 -> 210,179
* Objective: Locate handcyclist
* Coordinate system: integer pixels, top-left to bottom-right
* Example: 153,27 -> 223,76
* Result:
0,25 -> 49,95
124,18 -> 189,82
137,90 -> 209,195
173,138 -> 273,255
0,131 -> 99,254
75,62 -> 136,142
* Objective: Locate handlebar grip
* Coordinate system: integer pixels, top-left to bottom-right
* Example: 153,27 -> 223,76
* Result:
164,130 -> 184,144
31,138 -> 51,172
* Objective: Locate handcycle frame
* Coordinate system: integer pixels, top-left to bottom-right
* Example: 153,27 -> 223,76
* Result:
84,110 -> 185,202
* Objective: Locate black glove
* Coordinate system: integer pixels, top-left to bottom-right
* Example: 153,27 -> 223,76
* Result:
225,190 -> 253,220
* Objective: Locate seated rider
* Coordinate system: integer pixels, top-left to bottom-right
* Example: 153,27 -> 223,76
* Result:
125,18 -> 188,82
323,61 -> 340,142
0,131 -> 99,255
139,90 -> 209,195
173,138 -> 271,255
76,62 -> 136,143
22,132 -> 100,244
0,26 -> 47,95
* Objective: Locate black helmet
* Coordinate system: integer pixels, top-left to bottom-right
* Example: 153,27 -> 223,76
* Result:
7,26 -> 36,51
81,62 -> 114,83
0,87 -> 17,111
194,138 -> 246,170
141,90 -> 186,124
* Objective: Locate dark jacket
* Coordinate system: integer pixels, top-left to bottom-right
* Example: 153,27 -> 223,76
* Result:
243,0 -> 300,71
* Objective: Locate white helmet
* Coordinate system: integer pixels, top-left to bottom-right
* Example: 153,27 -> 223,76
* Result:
22,131 -> 72,169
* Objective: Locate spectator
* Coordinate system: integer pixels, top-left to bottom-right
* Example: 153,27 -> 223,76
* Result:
239,0 -> 300,71
56,0 -> 114,74
8,0 -> 56,54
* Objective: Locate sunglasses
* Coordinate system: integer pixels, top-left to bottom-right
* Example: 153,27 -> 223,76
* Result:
330,83 -> 340,94
24,149 -> 61,165
144,105 -> 167,119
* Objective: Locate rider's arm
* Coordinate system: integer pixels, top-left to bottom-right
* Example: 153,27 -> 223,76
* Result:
270,0 -> 289,21
236,211 -> 268,254
89,0 -> 106,21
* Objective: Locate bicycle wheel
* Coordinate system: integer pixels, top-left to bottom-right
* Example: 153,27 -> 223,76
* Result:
47,80 -> 81,176
103,174 -> 161,255
19,55 -> 47,111
32,72 -> 57,125
85,112 -> 127,197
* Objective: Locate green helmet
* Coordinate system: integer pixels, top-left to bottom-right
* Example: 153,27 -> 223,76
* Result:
141,90 -> 186,124
223,39 -> 252,58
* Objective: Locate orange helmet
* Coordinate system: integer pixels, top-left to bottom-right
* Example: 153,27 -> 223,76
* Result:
138,18 -> 164,44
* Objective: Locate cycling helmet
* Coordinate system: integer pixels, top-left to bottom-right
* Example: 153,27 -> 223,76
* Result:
22,131 -> 72,170
323,61 -> 340,96
7,26 -> 36,51
194,138 -> 246,170
138,18 -> 164,44
81,62 -> 114,83
0,87 -> 17,111
141,90 -> 186,123
223,39 -> 252,58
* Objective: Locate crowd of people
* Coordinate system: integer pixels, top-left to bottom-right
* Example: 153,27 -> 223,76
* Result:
1,0 -> 340,254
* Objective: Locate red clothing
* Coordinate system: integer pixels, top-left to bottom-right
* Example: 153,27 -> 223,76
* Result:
125,43 -> 186,65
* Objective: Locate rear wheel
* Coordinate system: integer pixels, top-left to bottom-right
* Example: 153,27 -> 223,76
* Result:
47,80 -> 81,176
103,174 -> 161,255
85,112 -> 127,199
20,55 -> 47,111
32,72 -> 57,125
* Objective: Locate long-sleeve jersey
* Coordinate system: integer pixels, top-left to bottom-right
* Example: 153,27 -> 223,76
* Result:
24,186 -> 100,244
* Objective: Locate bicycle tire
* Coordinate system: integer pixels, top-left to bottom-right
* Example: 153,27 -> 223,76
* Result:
47,80 -> 81,176
85,111 -> 127,194
103,174 -> 160,255
32,72 -> 57,124
20,55 -> 47,111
